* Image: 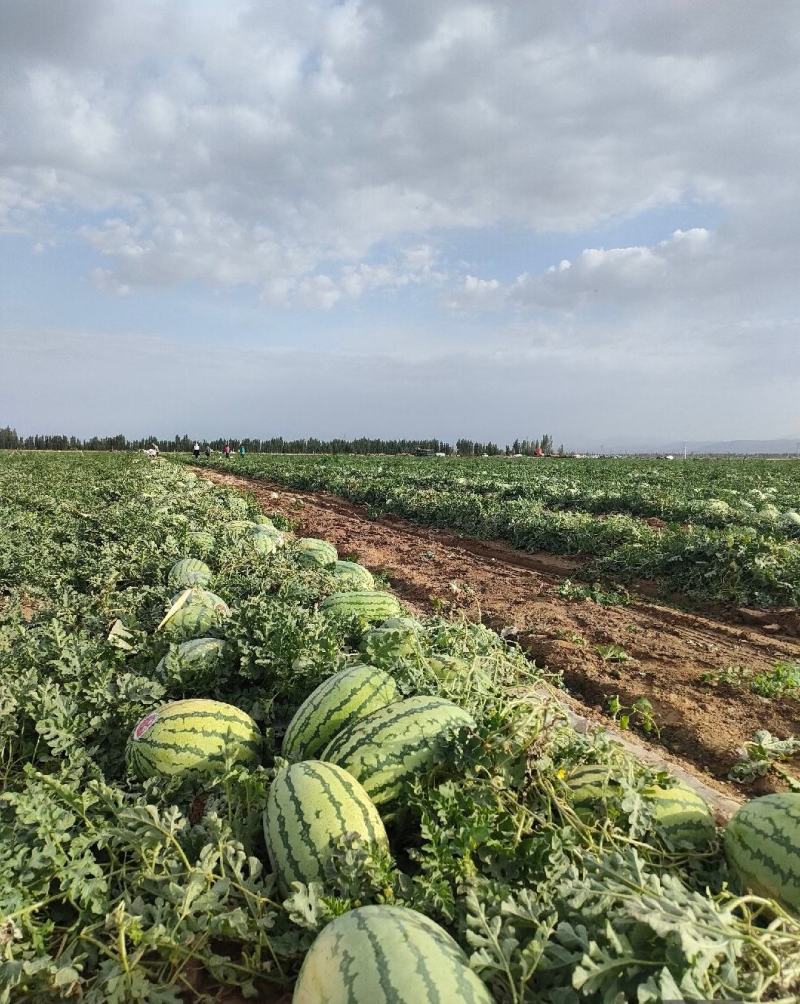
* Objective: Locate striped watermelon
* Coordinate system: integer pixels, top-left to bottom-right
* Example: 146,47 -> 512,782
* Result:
359,617 -> 421,667
264,761 -> 389,892
282,664 -> 400,762
253,514 -> 275,527
155,637 -> 228,688
332,559 -> 375,590
295,538 -> 338,568
248,527 -> 278,555
320,590 -> 402,625
167,557 -> 213,590
293,905 -> 493,1004
645,781 -> 716,849
725,793 -> 800,911
187,529 -> 216,557
565,764 -> 622,816
322,696 -> 476,808
126,699 -> 261,779
566,766 -> 716,848
159,588 -> 231,641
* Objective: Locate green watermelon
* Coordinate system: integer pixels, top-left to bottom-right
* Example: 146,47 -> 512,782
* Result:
645,782 -> 716,849
725,793 -> 800,911
126,699 -> 261,779
293,905 -> 493,1004
282,664 -> 400,762
322,696 -> 476,808
248,528 -> 278,555
427,655 -> 493,694
565,764 -> 622,816
264,760 -> 389,892
253,514 -> 275,527
159,588 -> 231,641
155,637 -> 228,688
566,766 -> 716,848
359,617 -> 421,667
331,560 -> 375,590
295,538 -> 338,568
167,557 -> 213,590
320,590 -> 402,625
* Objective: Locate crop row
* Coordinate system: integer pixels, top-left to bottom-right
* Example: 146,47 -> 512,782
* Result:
188,453 -> 800,606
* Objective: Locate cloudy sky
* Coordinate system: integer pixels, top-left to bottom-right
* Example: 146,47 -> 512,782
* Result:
2,0 -> 799,447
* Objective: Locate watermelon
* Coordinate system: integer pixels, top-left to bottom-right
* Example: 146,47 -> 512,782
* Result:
159,588 -> 231,641
282,664 -> 400,762
187,529 -> 216,557
725,793 -> 800,911
322,696 -> 476,808
248,528 -> 278,556
155,637 -> 228,688
566,766 -> 716,848
331,560 -> 375,590
320,590 -> 402,625
645,781 -> 716,849
294,905 -> 493,1004
264,760 -> 389,892
565,764 -> 622,816
359,617 -> 421,667
427,655 -> 493,693
295,538 -> 338,568
253,514 -> 275,527
167,557 -> 213,590
126,698 -> 261,779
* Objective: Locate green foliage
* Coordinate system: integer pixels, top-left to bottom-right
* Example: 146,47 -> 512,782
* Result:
186,452 -> 800,606
1,453 -> 799,1002
729,730 -> 800,790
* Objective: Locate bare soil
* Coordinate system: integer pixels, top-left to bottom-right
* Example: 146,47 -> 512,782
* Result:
195,466 -> 800,798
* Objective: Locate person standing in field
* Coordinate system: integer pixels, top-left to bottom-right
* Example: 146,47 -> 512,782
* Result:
223,443 -> 231,458
193,442 -> 200,459
239,445 -> 246,457
205,445 -> 210,458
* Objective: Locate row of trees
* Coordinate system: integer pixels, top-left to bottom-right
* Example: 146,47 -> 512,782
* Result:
455,435 -> 563,456
0,426 -> 564,456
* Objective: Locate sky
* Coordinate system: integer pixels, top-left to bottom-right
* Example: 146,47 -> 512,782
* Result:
1,0 -> 799,448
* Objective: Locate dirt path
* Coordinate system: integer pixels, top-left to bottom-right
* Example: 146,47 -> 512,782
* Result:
196,466 -> 800,797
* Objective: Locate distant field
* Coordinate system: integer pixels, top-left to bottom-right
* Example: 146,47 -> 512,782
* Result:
187,453 -> 800,607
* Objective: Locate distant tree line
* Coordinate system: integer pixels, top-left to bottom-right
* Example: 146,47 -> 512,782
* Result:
0,426 -> 565,456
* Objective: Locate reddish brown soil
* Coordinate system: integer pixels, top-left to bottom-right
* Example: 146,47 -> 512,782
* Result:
195,467 -> 800,798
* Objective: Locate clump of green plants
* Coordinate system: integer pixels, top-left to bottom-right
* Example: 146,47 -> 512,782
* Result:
729,729 -> 800,789
607,694 -> 660,735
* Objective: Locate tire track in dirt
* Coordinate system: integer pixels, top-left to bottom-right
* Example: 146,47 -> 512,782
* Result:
194,464 -> 800,796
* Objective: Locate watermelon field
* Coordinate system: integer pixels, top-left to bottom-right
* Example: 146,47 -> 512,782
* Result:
193,453 -> 800,608
2,451 -> 800,1002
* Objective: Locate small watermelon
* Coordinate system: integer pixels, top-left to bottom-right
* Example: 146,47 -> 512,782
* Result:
126,699 -> 261,779
645,781 -> 716,849
159,588 -> 231,641
282,664 -> 400,762
295,538 -> 338,568
155,637 -> 229,688
725,793 -> 800,911
264,760 -> 389,892
320,590 -> 402,625
294,905 -> 493,1004
167,557 -> 213,590
331,560 -> 375,590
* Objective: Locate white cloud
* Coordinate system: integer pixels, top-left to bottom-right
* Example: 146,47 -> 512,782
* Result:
3,0 -> 800,302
